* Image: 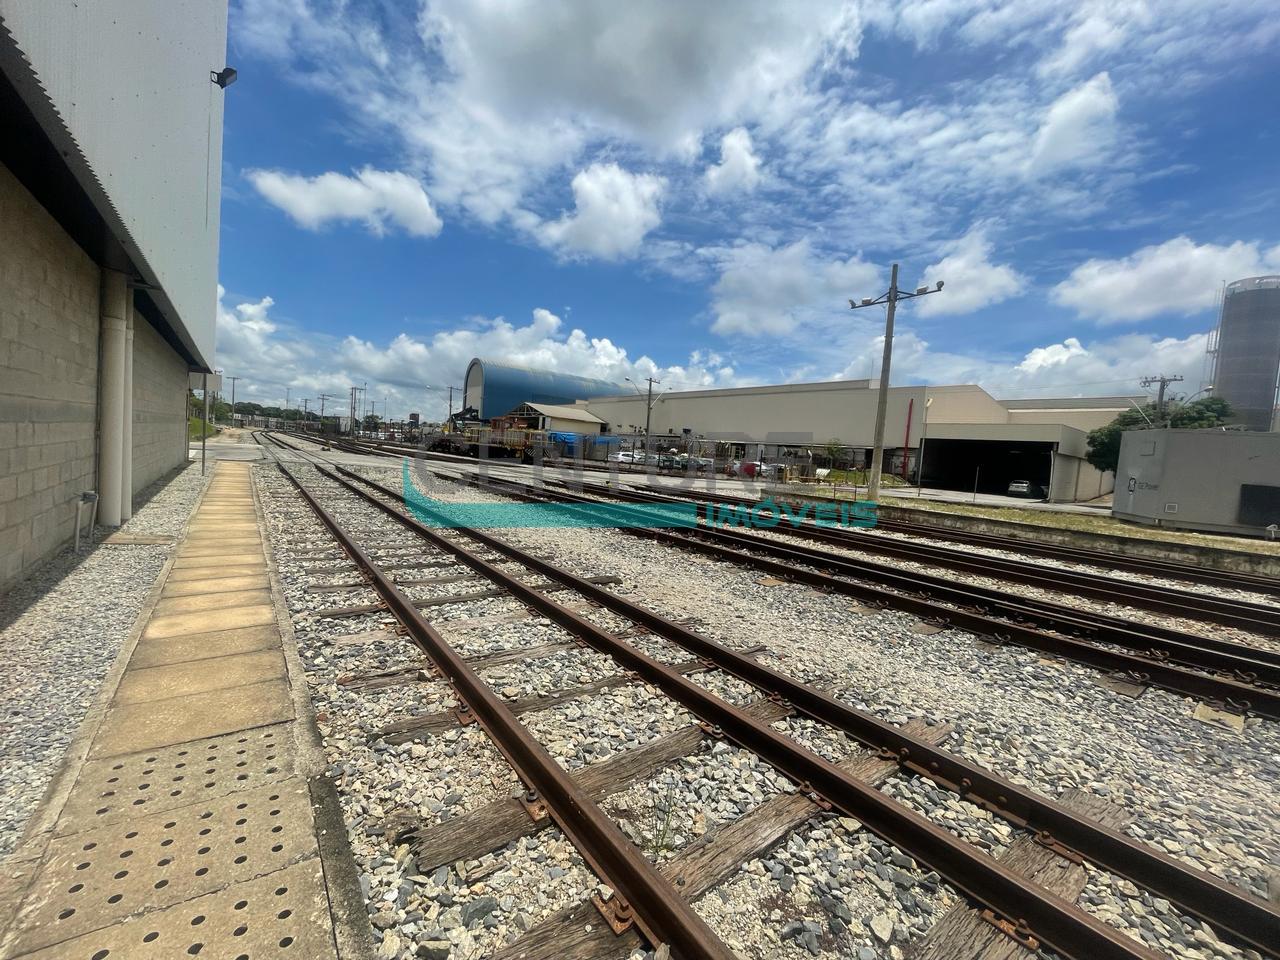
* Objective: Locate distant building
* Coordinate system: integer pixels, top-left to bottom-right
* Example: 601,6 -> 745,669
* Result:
1211,276 -> 1280,431
0,3 -> 229,585
462,358 -> 620,419
1113,429 -> 1280,537
582,381 -> 1139,503
461,357 -> 1145,503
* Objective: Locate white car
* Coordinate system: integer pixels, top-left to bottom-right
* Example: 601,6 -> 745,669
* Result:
608,451 -> 638,463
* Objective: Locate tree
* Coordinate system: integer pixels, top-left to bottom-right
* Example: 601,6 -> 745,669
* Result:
822,438 -> 847,469
1086,397 -> 1232,473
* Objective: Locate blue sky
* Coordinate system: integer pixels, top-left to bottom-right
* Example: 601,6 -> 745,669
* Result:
215,0 -> 1280,419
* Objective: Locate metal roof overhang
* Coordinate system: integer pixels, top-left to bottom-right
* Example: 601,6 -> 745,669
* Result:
928,422 -> 1087,458
0,20 -> 209,370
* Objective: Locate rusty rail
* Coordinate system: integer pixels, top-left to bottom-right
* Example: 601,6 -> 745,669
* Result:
278,464 -> 738,960
311,466 -> 1170,960
547,476 -> 1280,635
336,464 -> 1280,959
460,470 -> 1280,719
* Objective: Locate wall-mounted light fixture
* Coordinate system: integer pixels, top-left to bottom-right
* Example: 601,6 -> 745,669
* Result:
210,67 -> 238,88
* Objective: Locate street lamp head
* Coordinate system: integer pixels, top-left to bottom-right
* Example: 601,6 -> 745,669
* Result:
936,280 -> 944,290
915,286 -> 928,296
861,297 -> 874,306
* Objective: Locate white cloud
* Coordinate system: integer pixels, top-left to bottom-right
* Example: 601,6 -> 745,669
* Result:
1027,72 -> 1118,176
704,127 -> 763,196
834,324 -> 1210,398
536,164 -> 666,260
1051,236 -> 1280,323
214,287 -> 739,419
247,167 -> 443,237
416,1 -> 861,148
235,0 -> 859,227
915,225 -> 1025,317
711,240 -> 880,337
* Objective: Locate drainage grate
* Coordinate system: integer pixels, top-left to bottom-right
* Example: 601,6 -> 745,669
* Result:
58,724 -> 294,832
14,860 -> 336,960
10,780 -> 315,953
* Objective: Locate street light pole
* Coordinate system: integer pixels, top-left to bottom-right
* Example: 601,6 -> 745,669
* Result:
916,394 -> 932,497
849,263 -> 946,502
227,375 -> 241,427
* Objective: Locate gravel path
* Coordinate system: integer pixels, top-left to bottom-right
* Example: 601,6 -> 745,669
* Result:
0,462 -> 210,857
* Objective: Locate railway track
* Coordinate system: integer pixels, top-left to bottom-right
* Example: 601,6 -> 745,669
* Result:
434,467 -> 1280,721
250,439 -> 1279,959
322,432 -> 1280,598
539,476 -> 1280,634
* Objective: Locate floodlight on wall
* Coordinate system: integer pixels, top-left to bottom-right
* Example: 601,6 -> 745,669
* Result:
211,67 -> 238,88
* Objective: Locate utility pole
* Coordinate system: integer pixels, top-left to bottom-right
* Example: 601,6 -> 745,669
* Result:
1141,375 -> 1183,423
319,393 -> 335,434
285,387 -> 290,415
302,398 -> 311,430
227,376 -> 241,427
849,263 -> 945,501
625,376 -> 663,461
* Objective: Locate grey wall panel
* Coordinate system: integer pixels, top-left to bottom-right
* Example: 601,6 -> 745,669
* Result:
1,0 -> 227,367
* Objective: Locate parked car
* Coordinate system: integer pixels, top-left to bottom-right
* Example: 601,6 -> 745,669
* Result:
608,451 -> 637,463
1006,479 -> 1045,498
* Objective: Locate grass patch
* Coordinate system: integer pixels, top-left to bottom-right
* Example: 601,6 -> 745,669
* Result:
188,416 -> 218,440
877,493 -> 1280,555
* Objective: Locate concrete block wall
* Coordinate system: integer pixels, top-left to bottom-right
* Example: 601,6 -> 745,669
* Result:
0,163 -> 102,588
131,316 -> 189,495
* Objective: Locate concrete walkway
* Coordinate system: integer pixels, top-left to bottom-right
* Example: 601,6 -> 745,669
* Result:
0,462 -> 365,960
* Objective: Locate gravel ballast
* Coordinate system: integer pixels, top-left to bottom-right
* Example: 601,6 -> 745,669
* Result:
0,462 -> 211,857
254,457 -> 1279,960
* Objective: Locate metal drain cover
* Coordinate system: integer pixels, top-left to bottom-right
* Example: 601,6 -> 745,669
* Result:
58,724 -> 294,832
14,860 -> 335,960
10,779 -> 315,953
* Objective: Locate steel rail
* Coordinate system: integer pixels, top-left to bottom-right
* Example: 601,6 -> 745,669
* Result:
314,465 -> 1166,960
548,477 -> 1280,634
547,478 -> 1280,670
454,470 -> 1280,718
277,464 -> 738,960
335,463 -> 1280,958
334,435 -> 1280,596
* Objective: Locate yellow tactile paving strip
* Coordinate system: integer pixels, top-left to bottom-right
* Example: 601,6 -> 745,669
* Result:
0,462 -> 342,960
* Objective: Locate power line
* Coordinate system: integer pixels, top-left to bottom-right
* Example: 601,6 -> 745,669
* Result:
848,264 -> 946,502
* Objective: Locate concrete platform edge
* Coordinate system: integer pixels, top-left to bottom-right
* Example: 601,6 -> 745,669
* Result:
254,462 -> 377,960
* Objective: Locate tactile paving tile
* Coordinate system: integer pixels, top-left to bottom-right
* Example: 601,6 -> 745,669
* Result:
8,780 -> 315,954
58,725 -> 295,832
14,860 -> 335,960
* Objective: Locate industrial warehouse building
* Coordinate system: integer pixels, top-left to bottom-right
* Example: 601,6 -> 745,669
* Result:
460,358 -> 1140,503
0,3 -> 228,586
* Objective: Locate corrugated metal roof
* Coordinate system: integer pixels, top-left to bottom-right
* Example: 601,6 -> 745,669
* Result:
465,358 -> 621,418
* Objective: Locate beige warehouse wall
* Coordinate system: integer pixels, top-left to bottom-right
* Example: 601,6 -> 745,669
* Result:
589,382 -> 928,448
925,385 -> 1010,423
131,316 -> 189,492
0,163 -> 101,587
1008,408 -> 1123,431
